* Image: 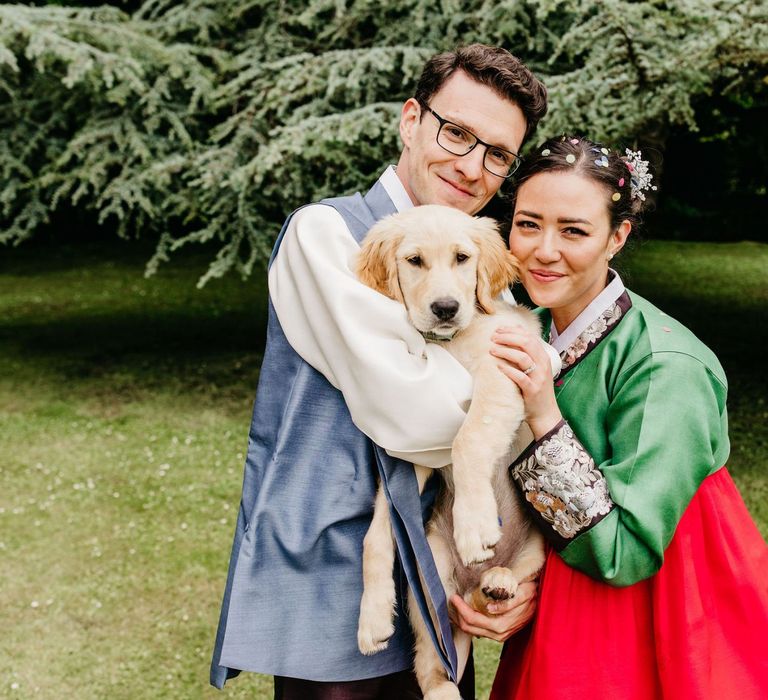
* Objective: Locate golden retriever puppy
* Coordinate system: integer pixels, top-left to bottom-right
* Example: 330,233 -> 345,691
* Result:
355,205 -> 553,700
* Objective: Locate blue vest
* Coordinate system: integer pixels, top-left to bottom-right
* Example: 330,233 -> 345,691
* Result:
210,181 -> 458,688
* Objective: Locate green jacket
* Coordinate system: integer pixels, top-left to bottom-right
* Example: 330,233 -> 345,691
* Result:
511,290 -> 729,586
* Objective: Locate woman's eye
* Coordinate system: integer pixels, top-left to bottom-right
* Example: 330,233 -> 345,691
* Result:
564,227 -> 588,237
406,256 -> 422,267
514,220 -> 537,229
456,253 -> 469,264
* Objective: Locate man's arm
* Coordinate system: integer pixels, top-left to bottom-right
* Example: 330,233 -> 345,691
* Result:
269,204 -> 474,468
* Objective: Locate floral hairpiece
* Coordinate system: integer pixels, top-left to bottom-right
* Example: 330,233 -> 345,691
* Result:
623,149 -> 657,201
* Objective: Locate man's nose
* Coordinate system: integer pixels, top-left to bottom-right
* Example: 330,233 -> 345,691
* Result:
453,146 -> 485,181
431,298 -> 460,321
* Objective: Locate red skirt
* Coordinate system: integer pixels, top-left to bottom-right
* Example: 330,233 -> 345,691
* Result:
491,468 -> 768,700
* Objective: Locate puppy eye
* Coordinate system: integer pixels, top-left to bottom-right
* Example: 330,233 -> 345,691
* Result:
456,253 -> 469,264
406,256 -> 422,267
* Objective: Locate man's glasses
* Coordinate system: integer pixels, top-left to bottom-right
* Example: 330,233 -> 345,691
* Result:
421,104 -> 522,179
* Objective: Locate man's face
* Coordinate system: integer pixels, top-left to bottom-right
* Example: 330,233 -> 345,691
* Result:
397,71 -> 527,215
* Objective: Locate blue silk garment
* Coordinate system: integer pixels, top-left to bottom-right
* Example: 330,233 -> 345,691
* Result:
210,180 -> 458,688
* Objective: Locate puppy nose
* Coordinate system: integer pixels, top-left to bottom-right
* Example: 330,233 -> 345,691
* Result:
431,298 -> 460,321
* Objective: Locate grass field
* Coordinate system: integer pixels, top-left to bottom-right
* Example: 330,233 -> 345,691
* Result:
1,239 -> 766,699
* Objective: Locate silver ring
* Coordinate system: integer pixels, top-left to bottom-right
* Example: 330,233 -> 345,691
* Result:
523,363 -> 537,375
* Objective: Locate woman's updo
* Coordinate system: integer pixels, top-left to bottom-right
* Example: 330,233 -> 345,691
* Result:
510,135 -> 657,231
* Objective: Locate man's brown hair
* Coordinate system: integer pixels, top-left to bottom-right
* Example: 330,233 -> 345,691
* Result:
414,44 -> 547,145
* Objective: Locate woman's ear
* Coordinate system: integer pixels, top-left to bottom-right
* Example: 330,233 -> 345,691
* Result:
356,217 -> 405,303
609,220 -> 632,259
473,216 -> 520,314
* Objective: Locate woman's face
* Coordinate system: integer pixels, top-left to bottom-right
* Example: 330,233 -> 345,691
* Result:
510,170 -> 630,331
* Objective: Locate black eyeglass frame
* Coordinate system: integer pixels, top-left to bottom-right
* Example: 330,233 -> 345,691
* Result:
420,103 -> 522,179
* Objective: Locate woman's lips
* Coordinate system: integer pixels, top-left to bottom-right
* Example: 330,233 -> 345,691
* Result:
529,269 -> 565,283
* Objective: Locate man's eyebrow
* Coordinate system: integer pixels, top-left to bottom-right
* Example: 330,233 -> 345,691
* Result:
441,113 -> 516,151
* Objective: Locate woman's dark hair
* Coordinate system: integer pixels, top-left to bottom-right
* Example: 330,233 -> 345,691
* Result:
414,44 -> 548,145
510,135 -> 656,231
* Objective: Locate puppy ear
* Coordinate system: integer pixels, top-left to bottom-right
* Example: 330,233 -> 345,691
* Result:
356,216 -> 405,303
472,216 -> 520,314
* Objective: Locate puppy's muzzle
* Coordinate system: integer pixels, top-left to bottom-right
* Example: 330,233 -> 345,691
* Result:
431,298 -> 460,322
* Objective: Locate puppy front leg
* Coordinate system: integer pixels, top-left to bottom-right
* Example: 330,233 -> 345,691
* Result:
452,359 -> 525,566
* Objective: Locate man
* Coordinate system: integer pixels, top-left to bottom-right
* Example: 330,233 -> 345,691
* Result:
211,44 -> 547,699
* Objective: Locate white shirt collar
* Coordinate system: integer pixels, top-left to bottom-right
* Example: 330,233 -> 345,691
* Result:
379,165 -> 415,212
549,270 -> 626,354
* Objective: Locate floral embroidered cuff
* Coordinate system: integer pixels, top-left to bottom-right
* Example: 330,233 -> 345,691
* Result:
510,420 -> 614,550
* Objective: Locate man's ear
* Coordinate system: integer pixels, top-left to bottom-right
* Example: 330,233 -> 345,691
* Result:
399,98 -> 421,149
356,216 -> 405,303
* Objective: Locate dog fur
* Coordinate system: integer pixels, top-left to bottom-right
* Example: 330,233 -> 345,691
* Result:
355,204 -> 549,700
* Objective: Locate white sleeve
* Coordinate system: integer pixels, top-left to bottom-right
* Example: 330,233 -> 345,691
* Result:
268,204 -> 473,468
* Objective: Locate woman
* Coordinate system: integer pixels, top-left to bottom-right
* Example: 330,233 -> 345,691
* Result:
452,136 -> 768,698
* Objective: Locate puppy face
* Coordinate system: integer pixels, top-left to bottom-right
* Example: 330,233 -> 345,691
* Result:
357,205 -> 520,338
394,225 -> 480,336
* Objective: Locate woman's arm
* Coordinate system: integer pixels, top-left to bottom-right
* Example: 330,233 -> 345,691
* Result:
495,332 -> 729,586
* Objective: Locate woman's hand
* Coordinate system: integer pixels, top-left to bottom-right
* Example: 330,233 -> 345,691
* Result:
450,580 -> 537,642
490,326 -> 562,440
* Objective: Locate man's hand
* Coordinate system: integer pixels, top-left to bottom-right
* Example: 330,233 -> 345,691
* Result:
450,580 -> 537,642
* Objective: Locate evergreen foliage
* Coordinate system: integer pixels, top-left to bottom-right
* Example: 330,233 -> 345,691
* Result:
1,0 -> 766,283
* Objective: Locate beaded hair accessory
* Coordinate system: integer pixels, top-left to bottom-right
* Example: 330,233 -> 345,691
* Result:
623,149 -> 657,201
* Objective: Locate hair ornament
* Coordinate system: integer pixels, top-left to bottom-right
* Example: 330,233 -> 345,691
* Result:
569,138 -> 579,144
611,192 -> 621,202
565,154 -> 576,164
541,148 -> 551,156
595,154 -> 609,168
601,147 -> 609,155
623,149 -> 657,201
618,177 -> 625,187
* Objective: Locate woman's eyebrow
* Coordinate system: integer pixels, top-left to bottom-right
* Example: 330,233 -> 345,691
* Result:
557,217 -> 593,225
515,210 -> 542,219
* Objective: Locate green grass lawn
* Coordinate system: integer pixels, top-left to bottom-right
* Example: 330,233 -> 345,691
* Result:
1,239 -> 766,699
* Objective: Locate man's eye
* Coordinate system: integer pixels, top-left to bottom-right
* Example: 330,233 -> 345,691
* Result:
407,256 -> 422,267
456,253 -> 469,264
443,126 -> 471,142
487,149 -> 512,166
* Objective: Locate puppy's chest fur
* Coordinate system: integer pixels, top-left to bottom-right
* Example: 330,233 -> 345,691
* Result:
427,300 -> 539,596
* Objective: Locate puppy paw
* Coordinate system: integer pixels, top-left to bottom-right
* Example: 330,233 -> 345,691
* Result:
357,615 -> 395,656
480,566 -> 519,602
357,586 -> 396,655
452,497 -> 501,566
424,683 -> 462,700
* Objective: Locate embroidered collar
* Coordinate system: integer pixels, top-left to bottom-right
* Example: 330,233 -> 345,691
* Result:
549,270 -> 632,377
